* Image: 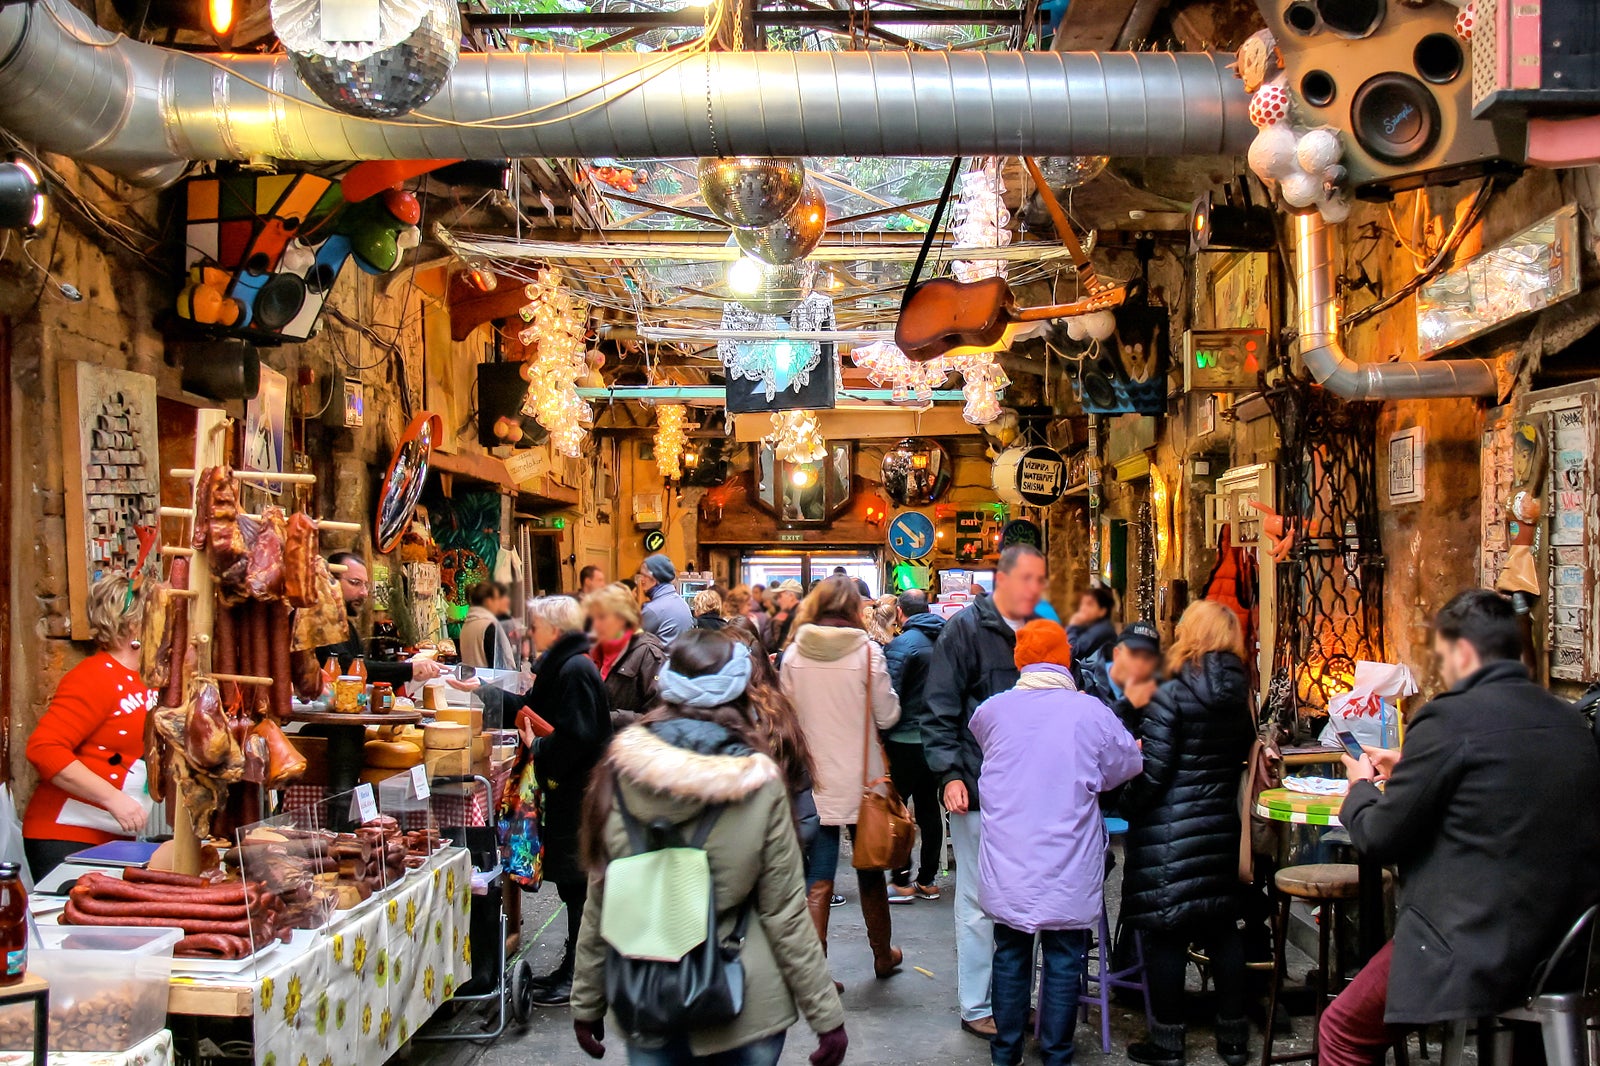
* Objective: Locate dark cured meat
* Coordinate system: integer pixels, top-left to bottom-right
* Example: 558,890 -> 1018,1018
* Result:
268,601 -> 292,719
212,603 -> 240,711
250,599 -> 271,719
139,584 -> 171,692
290,649 -> 322,702
241,733 -> 268,785
75,873 -> 255,905
283,513 -> 319,608
61,900 -> 253,937
183,680 -> 233,771
158,557 -> 190,708
175,934 -> 251,959
246,506 -> 286,601
254,719 -> 307,788
123,868 -> 207,888
143,710 -> 168,805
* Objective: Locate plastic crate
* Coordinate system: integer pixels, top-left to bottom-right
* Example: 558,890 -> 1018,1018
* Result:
0,926 -> 181,1052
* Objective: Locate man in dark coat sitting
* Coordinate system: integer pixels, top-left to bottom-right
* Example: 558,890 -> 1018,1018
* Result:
1321,589 -> 1600,1066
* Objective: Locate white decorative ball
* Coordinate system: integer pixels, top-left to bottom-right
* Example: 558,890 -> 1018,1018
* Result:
1455,1 -> 1476,41
1249,82 -> 1291,128
1065,317 -> 1088,342
1319,196 -> 1352,224
1248,125 -> 1301,182
1281,171 -> 1322,208
1084,311 -> 1118,342
1296,128 -> 1343,175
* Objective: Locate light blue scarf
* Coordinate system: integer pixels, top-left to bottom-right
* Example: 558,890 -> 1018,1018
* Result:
657,641 -> 752,708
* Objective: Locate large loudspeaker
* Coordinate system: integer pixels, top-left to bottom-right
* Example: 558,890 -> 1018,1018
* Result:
1257,0 -> 1524,200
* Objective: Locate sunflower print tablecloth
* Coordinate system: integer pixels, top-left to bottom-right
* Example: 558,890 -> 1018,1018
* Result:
0,1027 -> 172,1066
253,848 -> 474,1066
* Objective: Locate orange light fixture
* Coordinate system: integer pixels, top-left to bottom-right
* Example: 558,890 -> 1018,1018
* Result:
205,0 -> 234,37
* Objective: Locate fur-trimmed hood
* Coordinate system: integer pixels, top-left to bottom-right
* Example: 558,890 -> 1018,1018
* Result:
608,720 -> 780,818
790,623 -> 868,662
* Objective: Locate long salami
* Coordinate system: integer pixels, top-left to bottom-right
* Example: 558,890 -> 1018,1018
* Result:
175,934 -> 252,959
68,889 -> 247,922
268,600 -> 293,719
122,868 -> 208,888
75,873 -> 252,906
249,599 -> 272,719
62,900 -> 253,937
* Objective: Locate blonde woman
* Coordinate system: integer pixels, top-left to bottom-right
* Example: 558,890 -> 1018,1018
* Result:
1121,601 -> 1256,1066
779,576 -> 904,981
584,583 -> 667,731
692,588 -> 727,632
862,595 -> 899,646
24,576 -> 154,878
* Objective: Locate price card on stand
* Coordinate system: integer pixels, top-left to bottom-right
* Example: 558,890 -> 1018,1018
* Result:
352,783 -> 379,824
410,764 -> 431,800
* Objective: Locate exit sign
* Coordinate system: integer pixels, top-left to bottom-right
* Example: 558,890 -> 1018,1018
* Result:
779,532 -> 804,542
1183,329 -> 1270,392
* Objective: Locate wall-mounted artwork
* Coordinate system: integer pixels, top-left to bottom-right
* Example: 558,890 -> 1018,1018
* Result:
58,362 -> 162,640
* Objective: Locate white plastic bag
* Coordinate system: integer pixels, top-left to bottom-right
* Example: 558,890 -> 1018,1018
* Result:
1320,661 -> 1419,752
0,784 -> 32,890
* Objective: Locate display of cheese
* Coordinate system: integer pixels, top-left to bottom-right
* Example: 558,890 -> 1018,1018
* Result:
471,733 -> 491,760
422,722 -> 470,750
364,738 -> 424,769
360,767 -> 399,785
422,682 -> 450,712
424,748 -> 470,777
436,707 -> 483,733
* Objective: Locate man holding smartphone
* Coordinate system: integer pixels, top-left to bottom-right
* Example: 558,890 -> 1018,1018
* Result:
1319,590 -> 1600,1066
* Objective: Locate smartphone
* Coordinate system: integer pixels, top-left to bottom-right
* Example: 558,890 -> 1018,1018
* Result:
1335,730 -> 1365,760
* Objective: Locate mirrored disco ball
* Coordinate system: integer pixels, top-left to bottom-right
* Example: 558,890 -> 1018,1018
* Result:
699,157 -> 806,229
1038,155 -> 1110,189
725,262 -> 810,317
289,0 -> 460,118
735,178 -> 827,265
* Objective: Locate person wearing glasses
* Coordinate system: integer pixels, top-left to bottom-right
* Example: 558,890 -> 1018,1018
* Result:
315,552 -> 443,685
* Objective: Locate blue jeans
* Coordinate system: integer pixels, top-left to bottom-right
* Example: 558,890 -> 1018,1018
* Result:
627,1032 -> 785,1066
991,924 -> 1089,1066
805,824 -> 842,888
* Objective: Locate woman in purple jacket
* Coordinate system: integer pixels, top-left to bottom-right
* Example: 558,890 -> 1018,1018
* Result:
971,620 -> 1143,1066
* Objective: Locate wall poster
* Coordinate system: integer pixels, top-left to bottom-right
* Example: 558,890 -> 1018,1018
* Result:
1386,427 -> 1425,505
58,362 -> 162,640
244,364 -> 288,495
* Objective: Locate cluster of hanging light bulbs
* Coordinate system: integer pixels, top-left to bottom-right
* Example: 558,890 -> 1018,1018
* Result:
848,342 -> 1009,426
950,161 -> 1010,284
516,267 -> 593,458
764,410 -> 828,465
653,405 -> 688,481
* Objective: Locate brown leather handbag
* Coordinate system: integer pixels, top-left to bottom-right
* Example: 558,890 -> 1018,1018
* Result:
852,645 -> 916,872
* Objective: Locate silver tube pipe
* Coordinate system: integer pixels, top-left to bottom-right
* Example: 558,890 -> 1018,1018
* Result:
0,0 -> 1252,180
1293,211 -> 1501,401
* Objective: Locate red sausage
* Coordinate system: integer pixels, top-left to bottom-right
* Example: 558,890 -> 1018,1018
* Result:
268,601 -> 293,720
213,603 -> 240,710
62,900 -> 253,937
123,868 -> 207,888
159,558 -> 191,708
69,889 -> 248,922
176,934 -> 251,959
76,873 -> 252,906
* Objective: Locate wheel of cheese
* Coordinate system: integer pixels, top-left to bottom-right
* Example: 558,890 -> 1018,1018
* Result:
423,722 -> 471,750
365,739 -> 425,768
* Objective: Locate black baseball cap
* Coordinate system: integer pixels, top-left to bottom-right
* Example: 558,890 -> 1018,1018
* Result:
1117,620 -> 1161,655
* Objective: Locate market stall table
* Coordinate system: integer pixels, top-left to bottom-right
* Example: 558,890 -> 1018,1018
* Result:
0,1029 -> 169,1066
287,708 -> 422,824
1253,787 -> 1387,961
166,847 -> 473,1066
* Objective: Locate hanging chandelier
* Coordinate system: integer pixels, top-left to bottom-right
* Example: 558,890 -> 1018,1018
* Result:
950,160 -> 1010,284
718,292 -> 834,400
654,405 -> 688,481
516,268 -> 593,458
848,341 -> 1008,425
764,410 -> 828,465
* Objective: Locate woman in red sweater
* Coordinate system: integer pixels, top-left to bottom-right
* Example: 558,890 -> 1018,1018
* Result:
24,576 -> 153,878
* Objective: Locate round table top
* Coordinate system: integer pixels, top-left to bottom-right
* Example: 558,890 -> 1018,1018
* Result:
289,708 -> 423,727
1253,786 -> 1345,827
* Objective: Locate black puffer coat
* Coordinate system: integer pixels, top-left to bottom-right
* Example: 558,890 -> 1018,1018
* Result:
1120,651 -> 1254,930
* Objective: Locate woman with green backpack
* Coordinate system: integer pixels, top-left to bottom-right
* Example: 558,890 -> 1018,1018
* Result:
570,630 -> 849,1066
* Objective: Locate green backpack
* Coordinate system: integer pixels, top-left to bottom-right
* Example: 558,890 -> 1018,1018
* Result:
600,784 -> 753,1039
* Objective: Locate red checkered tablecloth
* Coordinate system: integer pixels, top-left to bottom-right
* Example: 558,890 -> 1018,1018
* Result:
280,763 -> 512,830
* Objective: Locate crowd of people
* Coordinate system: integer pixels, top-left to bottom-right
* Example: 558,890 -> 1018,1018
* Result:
31,547 -> 1598,1066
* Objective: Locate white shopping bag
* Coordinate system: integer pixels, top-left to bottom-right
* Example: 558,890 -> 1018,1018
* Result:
1320,661 -> 1419,751
56,759 -> 153,838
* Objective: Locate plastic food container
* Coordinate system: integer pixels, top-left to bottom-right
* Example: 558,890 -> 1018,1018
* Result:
0,925 -> 181,1052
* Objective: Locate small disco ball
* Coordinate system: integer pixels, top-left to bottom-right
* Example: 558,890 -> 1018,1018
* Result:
734,179 -> 827,265
699,157 -> 806,229
286,0 -> 460,118
1038,155 -> 1110,189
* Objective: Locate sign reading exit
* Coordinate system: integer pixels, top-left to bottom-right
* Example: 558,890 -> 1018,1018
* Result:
1183,329 -> 1270,392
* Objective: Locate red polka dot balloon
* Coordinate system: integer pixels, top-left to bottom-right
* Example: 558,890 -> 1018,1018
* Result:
1455,1 -> 1475,41
1249,83 -> 1291,129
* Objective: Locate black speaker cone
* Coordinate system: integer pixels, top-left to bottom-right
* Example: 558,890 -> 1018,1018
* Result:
1301,70 -> 1337,107
1350,73 -> 1440,164
1316,0 -> 1383,37
1284,1 -> 1317,33
1414,33 -> 1464,84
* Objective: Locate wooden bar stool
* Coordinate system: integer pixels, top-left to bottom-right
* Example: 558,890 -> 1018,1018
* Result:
1262,863 -> 1367,1066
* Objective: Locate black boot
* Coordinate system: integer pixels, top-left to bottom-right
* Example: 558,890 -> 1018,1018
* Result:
1216,1017 -> 1250,1066
529,941 -> 575,1007
1128,1022 -> 1187,1066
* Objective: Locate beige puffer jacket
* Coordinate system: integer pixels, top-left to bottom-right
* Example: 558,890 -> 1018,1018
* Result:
779,624 -> 901,826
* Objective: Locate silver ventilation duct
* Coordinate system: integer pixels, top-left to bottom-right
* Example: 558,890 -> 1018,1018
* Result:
0,0 -> 1252,183
1293,211 -> 1503,401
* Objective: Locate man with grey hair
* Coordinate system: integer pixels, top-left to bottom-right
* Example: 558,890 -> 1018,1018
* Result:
925,544 -> 1047,1038
634,553 -> 692,644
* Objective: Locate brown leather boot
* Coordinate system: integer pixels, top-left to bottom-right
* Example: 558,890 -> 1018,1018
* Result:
856,869 -> 903,978
806,881 -> 844,991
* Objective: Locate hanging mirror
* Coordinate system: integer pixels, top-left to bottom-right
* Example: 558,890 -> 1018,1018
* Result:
375,412 -> 443,553
881,438 -> 953,506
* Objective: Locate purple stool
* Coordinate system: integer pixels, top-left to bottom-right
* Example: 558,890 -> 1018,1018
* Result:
1081,816 -> 1154,1053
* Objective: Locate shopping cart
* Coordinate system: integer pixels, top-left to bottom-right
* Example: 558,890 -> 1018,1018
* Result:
413,774 -> 539,1040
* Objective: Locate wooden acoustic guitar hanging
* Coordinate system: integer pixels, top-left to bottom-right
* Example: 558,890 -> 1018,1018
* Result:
894,156 -> 1127,362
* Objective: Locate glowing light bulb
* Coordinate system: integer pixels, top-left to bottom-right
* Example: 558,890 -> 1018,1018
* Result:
727,257 -> 764,295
